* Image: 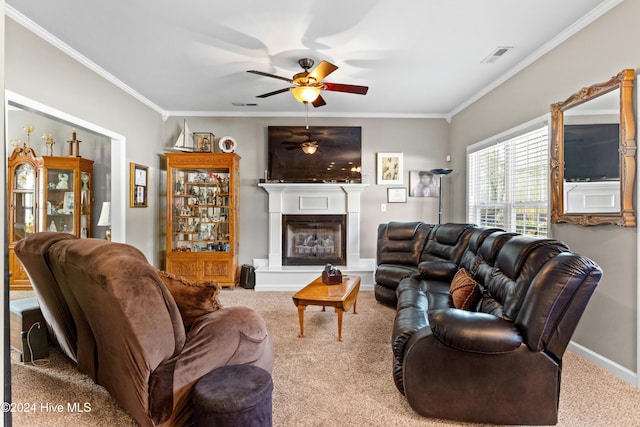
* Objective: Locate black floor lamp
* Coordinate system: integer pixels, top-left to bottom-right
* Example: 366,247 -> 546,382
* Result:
430,168 -> 453,224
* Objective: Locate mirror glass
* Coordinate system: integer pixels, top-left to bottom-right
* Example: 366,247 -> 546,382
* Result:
550,69 -> 636,227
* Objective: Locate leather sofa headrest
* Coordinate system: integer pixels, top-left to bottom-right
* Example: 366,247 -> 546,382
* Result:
432,223 -> 475,245
496,236 -> 569,279
432,223 -> 475,246
478,232 -> 516,264
387,221 -> 424,240
467,227 -> 503,252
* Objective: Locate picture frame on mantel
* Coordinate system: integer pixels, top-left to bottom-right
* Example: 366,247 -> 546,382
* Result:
130,163 -> 148,208
377,152 -> 403,185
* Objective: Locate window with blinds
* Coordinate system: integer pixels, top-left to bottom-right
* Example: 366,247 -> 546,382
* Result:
467,124 -> 549,237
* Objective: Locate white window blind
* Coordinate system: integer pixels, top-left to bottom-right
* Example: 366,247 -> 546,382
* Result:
467,124 -> 549,237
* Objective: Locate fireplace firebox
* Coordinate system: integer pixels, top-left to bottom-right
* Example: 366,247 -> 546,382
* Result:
282,214 -> 346,266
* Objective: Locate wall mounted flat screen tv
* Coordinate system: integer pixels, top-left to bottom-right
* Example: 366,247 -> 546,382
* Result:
564,123 -> 620,182
267,126 -> 362,183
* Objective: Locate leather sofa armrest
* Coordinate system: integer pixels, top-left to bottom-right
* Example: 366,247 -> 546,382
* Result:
429,309 -> 522,353
416,260 -> 458,281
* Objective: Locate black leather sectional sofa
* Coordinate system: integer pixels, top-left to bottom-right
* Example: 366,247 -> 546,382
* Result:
375,222 -> 602,425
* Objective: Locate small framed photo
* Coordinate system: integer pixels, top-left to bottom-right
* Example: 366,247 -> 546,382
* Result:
130,163 -> 148,208
377,152 -> 403,185
193,132 -> 214,153
409,170 -> 440,197
387,187 -> 407,203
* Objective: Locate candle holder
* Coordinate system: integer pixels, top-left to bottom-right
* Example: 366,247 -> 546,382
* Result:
23,125 -> 34,148
43,133 -> 55,156
67,128 -> 82,157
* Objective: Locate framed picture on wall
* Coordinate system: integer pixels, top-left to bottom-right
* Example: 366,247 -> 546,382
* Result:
409,170 -> 439,197
387,187 -> 407,203
377,152 -> 403,185
130,163 -> 148,208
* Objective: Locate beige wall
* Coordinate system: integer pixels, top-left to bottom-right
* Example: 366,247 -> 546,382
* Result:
449,0 -> 639,373
162,116 -> 450,265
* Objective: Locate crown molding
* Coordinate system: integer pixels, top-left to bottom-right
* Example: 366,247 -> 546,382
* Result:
165,110 -> 447,119
6,5 -> 168,117
7,1 -> 622,122
448,0 -> 624,118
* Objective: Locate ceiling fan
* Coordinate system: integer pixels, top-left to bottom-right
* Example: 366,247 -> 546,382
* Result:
247,58 -> 369,107
280,129 -> 342,154
281,131 -> 320,154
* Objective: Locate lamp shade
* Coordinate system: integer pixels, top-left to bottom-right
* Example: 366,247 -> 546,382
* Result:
291,86 -> 321,103
97,202 -> 111,226
430,168 -> 453,175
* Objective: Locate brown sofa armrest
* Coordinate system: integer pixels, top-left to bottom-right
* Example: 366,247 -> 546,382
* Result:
150,306 -> 274,425
416,260 -> 458,281
429,309 -> 522,353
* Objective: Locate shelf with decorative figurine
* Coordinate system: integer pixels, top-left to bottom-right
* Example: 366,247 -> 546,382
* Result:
172,170 -> 231,252
7,126 -> 95,289
164,151 -> 240,288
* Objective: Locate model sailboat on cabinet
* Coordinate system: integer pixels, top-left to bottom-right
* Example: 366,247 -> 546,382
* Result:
173,120 -> 194,152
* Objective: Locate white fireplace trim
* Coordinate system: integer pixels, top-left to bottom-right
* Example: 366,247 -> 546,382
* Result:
255,183 -> 374,291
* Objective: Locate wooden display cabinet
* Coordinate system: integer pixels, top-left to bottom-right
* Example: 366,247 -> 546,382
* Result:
165,152 -> 240,288
8,146 -> 94,290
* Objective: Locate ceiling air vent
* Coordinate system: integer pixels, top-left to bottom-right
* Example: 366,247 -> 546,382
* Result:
232,102 -> 258,107
481,46 -> 513,64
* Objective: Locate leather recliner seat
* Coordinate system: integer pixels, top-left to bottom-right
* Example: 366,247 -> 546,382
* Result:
386,225 -> 601,425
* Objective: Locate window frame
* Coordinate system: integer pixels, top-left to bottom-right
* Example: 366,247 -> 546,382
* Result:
467,116 -> 551,237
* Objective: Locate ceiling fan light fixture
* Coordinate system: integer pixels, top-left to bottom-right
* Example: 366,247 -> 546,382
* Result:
292,86 -> 321,103
301,142 -> 318,155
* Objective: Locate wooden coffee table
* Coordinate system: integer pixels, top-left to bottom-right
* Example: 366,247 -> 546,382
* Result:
292,275 -> 361,341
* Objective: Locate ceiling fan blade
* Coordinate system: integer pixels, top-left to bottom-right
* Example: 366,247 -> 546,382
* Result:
256,87 -> 293,98
312,95 -> 327,108
324,82 -> 369,95
308,61 -> 338,82
247,70 -> 293,83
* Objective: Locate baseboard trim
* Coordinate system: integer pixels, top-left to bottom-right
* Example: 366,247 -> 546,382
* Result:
252,258 -> 375,292
568,341 -> 638,387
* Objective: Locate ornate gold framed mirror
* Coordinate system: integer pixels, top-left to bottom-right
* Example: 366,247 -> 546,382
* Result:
550,69 -> 636,227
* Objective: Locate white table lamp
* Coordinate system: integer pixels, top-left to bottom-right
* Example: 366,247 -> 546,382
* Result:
97,201 -> 111,241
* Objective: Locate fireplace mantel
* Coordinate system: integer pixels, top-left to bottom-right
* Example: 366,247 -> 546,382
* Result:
254,182 -> 374,291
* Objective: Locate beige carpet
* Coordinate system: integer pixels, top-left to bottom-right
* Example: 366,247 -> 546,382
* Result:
9,289 -> 640,426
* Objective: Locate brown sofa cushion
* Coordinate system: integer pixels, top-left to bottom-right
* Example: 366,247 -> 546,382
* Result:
450,268 -> 481,310
157,271 -> 222,329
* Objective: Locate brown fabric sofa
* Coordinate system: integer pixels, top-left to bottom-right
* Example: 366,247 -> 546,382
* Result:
14,232 -> 274,427
388,224 -> 602,425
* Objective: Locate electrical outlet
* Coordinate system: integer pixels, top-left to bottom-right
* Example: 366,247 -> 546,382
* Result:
381,203 -> 386,212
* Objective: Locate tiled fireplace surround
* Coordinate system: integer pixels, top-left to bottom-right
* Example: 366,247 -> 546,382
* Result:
254,183 -> 375,291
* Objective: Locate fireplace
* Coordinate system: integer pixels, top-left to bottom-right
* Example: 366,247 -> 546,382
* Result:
255,182 -> 374,291
282,214 -> 346,266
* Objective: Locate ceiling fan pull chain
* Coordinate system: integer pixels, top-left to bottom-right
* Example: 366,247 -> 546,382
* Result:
304,102 -> 310,129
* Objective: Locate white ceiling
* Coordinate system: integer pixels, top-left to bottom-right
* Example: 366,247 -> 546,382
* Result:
6,0 -> 618,118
